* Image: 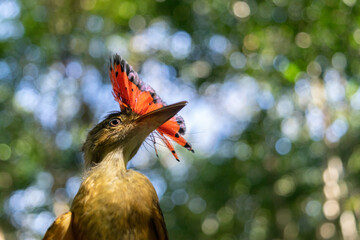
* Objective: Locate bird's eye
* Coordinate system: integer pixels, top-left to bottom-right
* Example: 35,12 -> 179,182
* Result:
109,118 -> 121,127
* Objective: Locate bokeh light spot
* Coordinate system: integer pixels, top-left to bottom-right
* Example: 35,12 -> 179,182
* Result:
202,216 -> 219,235
320,222 -> 336,239
343,0 -> 356,7
193,0 -> 210,15
257,91 -> 274,110
273,55 -> 289,72
281,117 -> 300,140
274,176 -> 295,196
191,61 -> 212,78
171,189 -> 189,205
36,172 -> 54,190
80,0 -> 96,10
0,0 -> 20,20
323,200 -> 340,220
233,1 -> 251,19
332,52 -> 347,70
0,61 -> 11,80
295,32 -> 312,48
129,15 -> 146,32
235,142 -> 252,161
353,29 -> 360,44
244,34 -> 259,51
89,37 -> 105,58
283,222 -> 299,239
106,35 -> 128,56
276,96 -> 293,117
325,119 -> 348,143
340,211 -> 358,239
55,130 -> 73,150
188,197 -> 206,214
230,52 -> 247,69
306,107 -> 324,141
65,61 -> 83,79
23,186 -> 46,210
170,31 -> 192,59
0,20 -> 24,40
86,15 -> 104,33
305,200 -> 321,217
275,137 -> 291,155
306,61 -> 322,77
70,36 -> 87,54
209,35 -> 229,54
0,144 -> 11,161
324,69 -> 345,103
32,211 -> 55,235
217,206 -> 234,224
118,1 -> 136,19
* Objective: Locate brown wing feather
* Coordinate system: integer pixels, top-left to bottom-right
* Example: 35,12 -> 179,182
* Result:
150,201 -> 169,240
43,211 -> 74,240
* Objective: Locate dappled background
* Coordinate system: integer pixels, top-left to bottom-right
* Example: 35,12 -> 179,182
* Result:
1,0 -> 360,239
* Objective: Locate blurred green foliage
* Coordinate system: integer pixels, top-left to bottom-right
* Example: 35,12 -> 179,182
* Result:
1,0 -> 360,239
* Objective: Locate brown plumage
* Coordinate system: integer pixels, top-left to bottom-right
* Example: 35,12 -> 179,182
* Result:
43,102 -> 188,240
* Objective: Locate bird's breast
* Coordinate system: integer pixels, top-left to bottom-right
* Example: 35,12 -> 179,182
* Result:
71,169 -> 159,240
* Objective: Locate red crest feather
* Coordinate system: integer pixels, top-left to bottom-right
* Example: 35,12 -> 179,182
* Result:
109,54 -> 194,161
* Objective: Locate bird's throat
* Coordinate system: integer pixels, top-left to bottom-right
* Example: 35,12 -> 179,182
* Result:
87,148 -> 129,174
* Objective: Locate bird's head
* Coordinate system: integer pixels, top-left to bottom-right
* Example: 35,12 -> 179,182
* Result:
82,101 -> 187,168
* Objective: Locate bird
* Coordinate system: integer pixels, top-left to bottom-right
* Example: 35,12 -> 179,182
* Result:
43,55 -> 194,240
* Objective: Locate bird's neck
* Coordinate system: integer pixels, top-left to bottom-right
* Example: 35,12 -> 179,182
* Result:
87,148 -> 129,174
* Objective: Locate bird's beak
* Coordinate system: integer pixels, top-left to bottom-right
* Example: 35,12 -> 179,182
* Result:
135,101 -> 187,131
124,101 -> 187,160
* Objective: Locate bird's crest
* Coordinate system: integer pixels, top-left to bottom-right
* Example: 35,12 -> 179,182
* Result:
109,54 -> 194,161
